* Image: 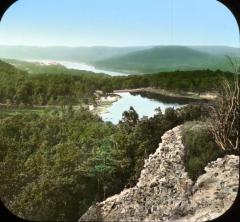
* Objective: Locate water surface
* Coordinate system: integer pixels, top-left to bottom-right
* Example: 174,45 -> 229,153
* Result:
100,92 -> 186,124
26,59 -> 129,76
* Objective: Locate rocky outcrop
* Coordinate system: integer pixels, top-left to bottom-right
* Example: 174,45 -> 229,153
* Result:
79,125 -> 239,222
175,155 -> 239,222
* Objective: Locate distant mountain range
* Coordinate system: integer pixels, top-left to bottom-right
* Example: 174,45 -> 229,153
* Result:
0,45 -> 239,74
0,45 -> 149,63
93,46 -> 240,73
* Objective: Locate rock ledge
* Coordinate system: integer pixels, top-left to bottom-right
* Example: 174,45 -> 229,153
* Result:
79,125 -> 239,222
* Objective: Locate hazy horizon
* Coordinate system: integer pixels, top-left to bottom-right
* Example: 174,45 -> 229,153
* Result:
0,44 -> 239,48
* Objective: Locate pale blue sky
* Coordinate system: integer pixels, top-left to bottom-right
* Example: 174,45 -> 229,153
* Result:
0,0 -> 239,47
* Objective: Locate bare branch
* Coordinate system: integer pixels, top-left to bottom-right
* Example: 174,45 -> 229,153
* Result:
208,56 -> 239,152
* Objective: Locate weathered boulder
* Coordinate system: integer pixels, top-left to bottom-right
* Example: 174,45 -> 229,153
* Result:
79,125 -> 239,222
174,155 -> 239,222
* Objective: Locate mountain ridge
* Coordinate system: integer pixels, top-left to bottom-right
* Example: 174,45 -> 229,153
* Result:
93,46 -> 237,73
0,45 -> 239,73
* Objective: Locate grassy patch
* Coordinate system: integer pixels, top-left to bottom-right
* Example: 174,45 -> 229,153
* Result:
183,121 -> 226,181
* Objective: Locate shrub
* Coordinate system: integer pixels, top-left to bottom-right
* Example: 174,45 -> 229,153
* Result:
183,121 -> 226,181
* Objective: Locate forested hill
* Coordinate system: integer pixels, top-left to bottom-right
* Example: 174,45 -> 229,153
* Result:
94,46 -> 235,73
0,59 -> 235,107
0,45 -> 149,63
0,60 -> 27,82
0,45 -> 239,74
0,59 -> 111,106
0,59 -> 25,74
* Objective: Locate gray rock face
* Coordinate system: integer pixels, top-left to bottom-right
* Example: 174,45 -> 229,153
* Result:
79,125 -> 239,222
175,155 -> 239,222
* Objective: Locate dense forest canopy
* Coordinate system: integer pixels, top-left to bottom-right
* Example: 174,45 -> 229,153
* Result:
0,59 -> 235,106
0,59 -> 236,221
0,102 -> 212,221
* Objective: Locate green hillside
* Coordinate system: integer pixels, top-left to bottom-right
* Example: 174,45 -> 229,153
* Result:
94,46 -> 235,73
0,59 -> 109,106
191,46 -> 240,57
0,45 -> 239,74
0,60 -> 26,81
0,59 -> 235,221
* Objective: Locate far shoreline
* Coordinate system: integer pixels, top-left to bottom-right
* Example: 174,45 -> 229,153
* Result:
113,87 -> 217,102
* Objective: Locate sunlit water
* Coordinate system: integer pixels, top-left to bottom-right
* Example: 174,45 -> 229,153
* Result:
100,92 -> 186,124
26,59 -> 129,76
25,60 -> 186,124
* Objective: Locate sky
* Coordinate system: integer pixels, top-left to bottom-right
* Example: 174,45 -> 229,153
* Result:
0,0 -> 239,47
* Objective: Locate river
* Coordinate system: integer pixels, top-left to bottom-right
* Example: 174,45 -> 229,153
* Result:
26,59 -> 129,76
26,59 -> 188,124
100,92 -> 186,124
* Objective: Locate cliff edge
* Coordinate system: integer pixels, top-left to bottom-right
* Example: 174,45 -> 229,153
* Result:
79,125 -> 239,222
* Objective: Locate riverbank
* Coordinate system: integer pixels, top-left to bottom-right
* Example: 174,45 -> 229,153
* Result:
89,93 -> 121,115
114,87 -> 217,101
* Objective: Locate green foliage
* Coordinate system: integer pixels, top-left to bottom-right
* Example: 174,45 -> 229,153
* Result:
120,106 -> 139,131
0,59 -> 235,108
183,122 -> 226,181
0,60 -> 111,106
111,70 -> 235,94
0,103 -> 205,221
0,109 -> 113,221
0,59 -> 232,221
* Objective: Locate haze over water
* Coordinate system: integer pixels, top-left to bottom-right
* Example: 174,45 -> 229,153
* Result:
26,59 -> 129,76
